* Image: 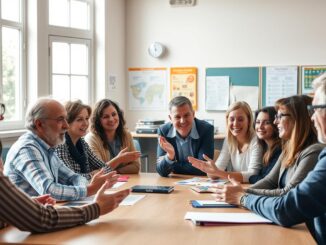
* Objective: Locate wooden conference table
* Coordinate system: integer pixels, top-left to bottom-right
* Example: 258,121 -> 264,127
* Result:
0,173 -> 315,245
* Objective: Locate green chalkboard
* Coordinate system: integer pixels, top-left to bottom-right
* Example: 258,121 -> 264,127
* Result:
206,67 -> 260,86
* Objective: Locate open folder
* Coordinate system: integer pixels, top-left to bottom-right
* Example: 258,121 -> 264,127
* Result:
184,212 -> 272,226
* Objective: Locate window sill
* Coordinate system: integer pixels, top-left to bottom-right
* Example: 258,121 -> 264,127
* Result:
0,129 -> 27,139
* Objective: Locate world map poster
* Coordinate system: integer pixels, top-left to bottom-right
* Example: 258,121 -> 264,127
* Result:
128,67 -> 167,110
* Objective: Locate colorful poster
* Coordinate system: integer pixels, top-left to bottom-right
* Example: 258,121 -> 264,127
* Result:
128,67 -> 167,110
301,66 -> 326,94
170,67 -> 197,110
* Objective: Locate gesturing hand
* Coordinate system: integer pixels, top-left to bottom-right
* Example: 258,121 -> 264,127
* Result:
158,136 -> 175,160
94,181 -> 130,215
33,194 -> 56,206
214,176 -> 244,205
87,169 -> 119,196
188,154 -> 218,175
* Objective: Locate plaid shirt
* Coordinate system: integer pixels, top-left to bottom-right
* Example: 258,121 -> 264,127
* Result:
55,137 -> 111,181
0,172 -> 99,232
4,131 -> 88,201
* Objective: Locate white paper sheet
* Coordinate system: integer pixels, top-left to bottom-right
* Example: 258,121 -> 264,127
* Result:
230,86 -> 259,111
205,76 -> 230,110
111,182 -> 126,189
119,194 -> 145,206
265,66 -> 298,106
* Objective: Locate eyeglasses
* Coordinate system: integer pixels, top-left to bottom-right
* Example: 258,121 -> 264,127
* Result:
0,103 -> 5,117
41,116 -> 68,124
274,113 -> 291,121
307,104 -> 326,116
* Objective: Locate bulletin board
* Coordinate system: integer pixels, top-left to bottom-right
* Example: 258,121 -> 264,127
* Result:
205,67 -> 260,111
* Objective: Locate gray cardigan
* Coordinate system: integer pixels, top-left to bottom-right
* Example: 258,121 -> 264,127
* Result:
246,143 -> 325,196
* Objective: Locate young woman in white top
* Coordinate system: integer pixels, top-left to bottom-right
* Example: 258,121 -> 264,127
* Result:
189,101 -> 263,183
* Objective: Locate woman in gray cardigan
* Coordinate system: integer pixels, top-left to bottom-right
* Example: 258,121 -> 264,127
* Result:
245,95 -> 324,196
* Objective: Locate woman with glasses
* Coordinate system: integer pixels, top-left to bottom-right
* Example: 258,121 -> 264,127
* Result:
248,107 -> 282,184
85,99 -> 140,174
55,100 -> 112,180
189,101 -> 263,183
217,95 -> 324,198
244,95 -> 323,196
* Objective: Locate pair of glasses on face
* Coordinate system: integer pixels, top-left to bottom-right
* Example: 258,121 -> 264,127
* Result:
307,104 -> 326,116
274,113 -> 291,121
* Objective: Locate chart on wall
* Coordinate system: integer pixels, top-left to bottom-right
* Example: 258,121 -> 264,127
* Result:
170,67 -> 197,110
128,67 -> 167,110
301,66 -> 326,94
262,66 -> 298,107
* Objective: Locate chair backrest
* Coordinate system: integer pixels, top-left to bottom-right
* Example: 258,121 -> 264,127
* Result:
213,149 -> 220,163
133,139 -> 141,152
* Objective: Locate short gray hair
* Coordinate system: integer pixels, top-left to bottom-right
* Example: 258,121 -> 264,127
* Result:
25,98 -> 55,130
312,73 -> 326,104
168,96 -> 193,112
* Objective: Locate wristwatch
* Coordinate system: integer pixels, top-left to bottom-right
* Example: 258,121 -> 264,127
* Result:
240,194 -> 248,208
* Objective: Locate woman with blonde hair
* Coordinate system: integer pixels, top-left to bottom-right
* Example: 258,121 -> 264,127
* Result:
215,95 -> 324,199
189,101 -> 263,183
85,99 -> 140,174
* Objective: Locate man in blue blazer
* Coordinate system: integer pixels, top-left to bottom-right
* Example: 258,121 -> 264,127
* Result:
156,96 -> 214,177
214,74 -> 326,245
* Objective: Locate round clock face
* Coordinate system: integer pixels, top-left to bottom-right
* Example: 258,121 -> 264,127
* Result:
148,42 -> 164,58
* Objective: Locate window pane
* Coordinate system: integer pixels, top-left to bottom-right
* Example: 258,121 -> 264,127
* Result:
49,0 -> 69,27
71,0 -> 89,30
2,27 -> 21,121
71,75 -> 88,103
52,75 -> 70,102
52,42 -> 70,74
71,43 -> 88,75
1,0 -> 20,22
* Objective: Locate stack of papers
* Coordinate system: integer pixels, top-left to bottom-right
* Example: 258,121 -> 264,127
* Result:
176,177 -> 227,187
63,194 -> 145,207
185,212 -> 272,226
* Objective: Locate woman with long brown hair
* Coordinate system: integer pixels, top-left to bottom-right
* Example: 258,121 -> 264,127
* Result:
85,99 -> 140,174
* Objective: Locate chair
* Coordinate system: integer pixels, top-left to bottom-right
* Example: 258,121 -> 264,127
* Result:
213,149 -> 220,163
133,139 -> 149,172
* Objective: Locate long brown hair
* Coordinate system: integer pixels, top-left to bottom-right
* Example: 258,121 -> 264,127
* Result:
90,99 -> 127,149
254,107 -> 281,166
275,95 -> 317,167
226,101 -> 255,153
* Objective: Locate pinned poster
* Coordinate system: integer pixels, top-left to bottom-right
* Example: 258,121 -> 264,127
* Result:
301,66 -> 326,94
170,67 -> 197,110
205,76 -> 230,111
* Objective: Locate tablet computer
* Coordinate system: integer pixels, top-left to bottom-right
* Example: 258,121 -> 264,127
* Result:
131,185 -> 174,194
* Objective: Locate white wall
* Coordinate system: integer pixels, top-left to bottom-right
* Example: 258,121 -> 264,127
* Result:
120,0 -> 326,133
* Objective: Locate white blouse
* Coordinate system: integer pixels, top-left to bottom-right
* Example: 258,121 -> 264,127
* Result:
216,135 -> 263,182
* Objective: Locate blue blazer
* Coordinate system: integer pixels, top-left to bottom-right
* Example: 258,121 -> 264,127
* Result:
246,147 -> 326,245
156,118 -> 214,177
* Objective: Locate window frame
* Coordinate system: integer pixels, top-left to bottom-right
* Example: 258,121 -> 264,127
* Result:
0,0 -> 26,130
49,35 -> 93,104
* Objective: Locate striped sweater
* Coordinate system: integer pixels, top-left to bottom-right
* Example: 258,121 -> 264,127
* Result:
0,172 -> 100,233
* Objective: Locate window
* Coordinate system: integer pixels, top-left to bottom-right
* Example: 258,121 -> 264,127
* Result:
49,0 -> 90,30
0,0 -> 25,128
48,0 -> 93,104
49,36 -> 91,103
